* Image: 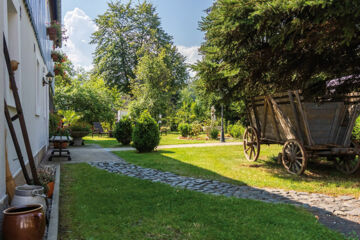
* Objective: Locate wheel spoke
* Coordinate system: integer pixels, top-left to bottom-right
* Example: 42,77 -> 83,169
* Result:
294,162 -> 300,172
250,147 -> 254,159
345,161 -> 350,173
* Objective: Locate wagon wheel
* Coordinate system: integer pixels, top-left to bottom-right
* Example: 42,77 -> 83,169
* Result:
282,140 -> 307,175
335,155 -> 360,175
243,127 -> 260,161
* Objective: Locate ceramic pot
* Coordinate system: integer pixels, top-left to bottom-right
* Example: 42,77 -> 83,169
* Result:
53,141 -> 68,149
47,27 -> 57,41
2,204 -> 45,240
11,185 -> 47,213
47,182 -> 55,198
70,130 -> 89,139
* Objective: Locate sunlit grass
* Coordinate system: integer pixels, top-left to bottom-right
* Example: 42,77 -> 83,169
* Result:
59,163 -> 343,240
83,132 -> 241,148
114,145 -> 360,197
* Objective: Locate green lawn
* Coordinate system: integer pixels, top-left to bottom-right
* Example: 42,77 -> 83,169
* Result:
83,132 -> 241,148
60,164 -> 343,240
114,145 -> 360,197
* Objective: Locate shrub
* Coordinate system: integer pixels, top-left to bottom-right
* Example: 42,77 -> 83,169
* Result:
191,121 -> 202,136
132,112 -> 160,152
352,117 -> 360,142
114,116 -> 133,145
178,123 -> 191,137
210,127 -> 219,140
170,122 -> 178,131
49,113 -> 62,137
69,122 -> 91,132
228,122 -> 245,139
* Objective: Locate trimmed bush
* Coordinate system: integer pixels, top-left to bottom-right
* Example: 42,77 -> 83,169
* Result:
132,112 -> 160,152
191,121 -> 202,136
114,116 -> 133,145
210,127 -> 219,140
178,123 -> 191,137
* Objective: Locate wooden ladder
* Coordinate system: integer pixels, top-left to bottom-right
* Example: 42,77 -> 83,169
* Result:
3,34 -> 40,185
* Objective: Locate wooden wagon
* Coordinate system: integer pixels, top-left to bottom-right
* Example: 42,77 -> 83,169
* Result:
244,90 -> 360,175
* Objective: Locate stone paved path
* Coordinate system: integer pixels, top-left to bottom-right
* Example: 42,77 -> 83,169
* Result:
104,142 -> 243,152
90,159 -> 360,237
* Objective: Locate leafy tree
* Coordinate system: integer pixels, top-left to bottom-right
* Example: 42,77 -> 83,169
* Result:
91,1 -> 187,93
58,110 -> 81,126
194,0 -> 360,99
129,48 -> 187,120
55,77 -> 123,125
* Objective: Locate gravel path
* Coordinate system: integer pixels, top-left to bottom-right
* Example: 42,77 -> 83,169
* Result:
90,159 -> 360,237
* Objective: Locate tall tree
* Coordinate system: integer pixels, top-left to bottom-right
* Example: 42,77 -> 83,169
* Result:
91,0 -> 185,93
194,0 -> 360,99
55,77 -> 123,124
129,47 -> 187,120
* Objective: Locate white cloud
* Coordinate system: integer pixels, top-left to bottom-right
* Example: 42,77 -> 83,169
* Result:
177,45 -> 202,77
62,8 -> 97,71
177,45 -> 201,65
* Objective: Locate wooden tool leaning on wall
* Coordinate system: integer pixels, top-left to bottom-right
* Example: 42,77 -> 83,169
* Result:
3,33 -> 39,185
5,131 -> 16,201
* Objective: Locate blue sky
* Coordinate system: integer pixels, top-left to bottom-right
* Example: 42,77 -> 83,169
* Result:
61,0 -> 214,70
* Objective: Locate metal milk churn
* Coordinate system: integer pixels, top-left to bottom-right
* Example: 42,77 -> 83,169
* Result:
11,185 -> 47,213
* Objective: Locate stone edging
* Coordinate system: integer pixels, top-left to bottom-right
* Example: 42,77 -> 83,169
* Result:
47,165 -> 60,240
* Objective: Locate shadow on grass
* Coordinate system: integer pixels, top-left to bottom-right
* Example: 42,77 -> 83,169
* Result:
115,150 -> 248,187
107,150 -> 360,237
258,155 -> 360,187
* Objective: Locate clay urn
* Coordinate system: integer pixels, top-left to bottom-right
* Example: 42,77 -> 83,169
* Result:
2,204 -> 45,240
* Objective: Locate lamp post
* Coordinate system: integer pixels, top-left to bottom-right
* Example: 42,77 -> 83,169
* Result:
220,103 -> 225,142
158,113 -> 162,130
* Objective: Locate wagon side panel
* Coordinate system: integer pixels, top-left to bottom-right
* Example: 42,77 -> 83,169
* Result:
303,102 -> 345,145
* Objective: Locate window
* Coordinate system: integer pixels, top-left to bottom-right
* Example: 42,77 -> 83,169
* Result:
35,60 -> 41,116
6,0 -> 21,107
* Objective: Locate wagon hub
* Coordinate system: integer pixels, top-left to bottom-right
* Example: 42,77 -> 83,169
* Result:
287,151 -> 297,163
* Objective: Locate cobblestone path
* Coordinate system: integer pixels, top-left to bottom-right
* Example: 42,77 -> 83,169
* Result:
90,160 -> 360,236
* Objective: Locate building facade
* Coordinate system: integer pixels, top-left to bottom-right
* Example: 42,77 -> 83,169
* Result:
0,0 -> 61,230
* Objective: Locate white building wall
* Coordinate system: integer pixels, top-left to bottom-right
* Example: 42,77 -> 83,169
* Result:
2,0 -> 51,184
0,0 -> 7,203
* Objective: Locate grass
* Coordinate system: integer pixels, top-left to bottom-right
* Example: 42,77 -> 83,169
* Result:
60,163 -> 343,240
114,145 -> 360,197
83,132 -> 241,148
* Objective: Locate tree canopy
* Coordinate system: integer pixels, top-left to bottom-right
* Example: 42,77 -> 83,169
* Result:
54,76 -> 123,124
91,0 -> 187,94
194,0 -> 360,99
129,47 -> 187,120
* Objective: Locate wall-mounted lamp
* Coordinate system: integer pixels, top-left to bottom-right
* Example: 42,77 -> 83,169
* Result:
43,71 -> 54,86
